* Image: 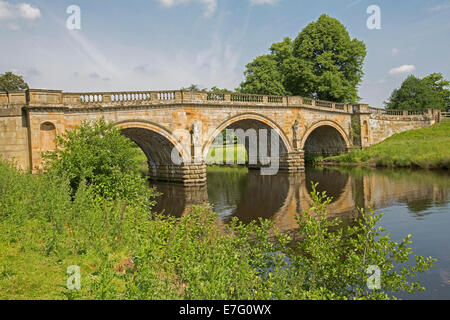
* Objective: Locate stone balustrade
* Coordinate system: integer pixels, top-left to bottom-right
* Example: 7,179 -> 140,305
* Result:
0,89 -> 356,113
0,89 -> 442,121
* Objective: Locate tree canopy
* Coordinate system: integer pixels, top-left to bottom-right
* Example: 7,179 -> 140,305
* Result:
181,84 -> 233,93
0,72 -> 29,91
239,14 -> 366,103
385,73 -> 450,111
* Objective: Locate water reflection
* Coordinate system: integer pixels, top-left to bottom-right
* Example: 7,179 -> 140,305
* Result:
151,166 -> 450,299
152,166 -> 450,230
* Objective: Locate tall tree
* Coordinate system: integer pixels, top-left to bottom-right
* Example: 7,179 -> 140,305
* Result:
239,55 -> 287,96
0,72 -> 29,91
386,73 -> 450,111
239,14 -> 366,103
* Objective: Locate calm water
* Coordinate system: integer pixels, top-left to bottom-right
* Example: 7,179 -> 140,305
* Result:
151,166 -> 450,300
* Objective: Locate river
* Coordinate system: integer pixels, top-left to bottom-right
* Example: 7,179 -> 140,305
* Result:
151,166 -> 450,300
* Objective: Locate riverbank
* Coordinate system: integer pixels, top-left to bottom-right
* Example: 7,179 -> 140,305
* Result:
0,157 -> 435,300
323,122 -> 450,169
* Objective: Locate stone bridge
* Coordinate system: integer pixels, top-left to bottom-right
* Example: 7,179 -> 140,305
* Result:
0,89 -> 442,185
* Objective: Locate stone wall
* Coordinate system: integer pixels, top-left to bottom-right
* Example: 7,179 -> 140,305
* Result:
0,107 -> 29,170
368,117 -> 431,146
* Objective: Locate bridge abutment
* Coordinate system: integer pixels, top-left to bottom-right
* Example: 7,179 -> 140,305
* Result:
281,151 -> 305,172
247,151 -> 305,173
148,163 -> 207,186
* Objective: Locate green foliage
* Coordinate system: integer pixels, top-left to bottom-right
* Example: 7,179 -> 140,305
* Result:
0,72 -> 29,91
240,14 -> 366,103
210,86 -> 234,94
181,84 -> 207,91
207,144 -> 248,165
350,116 -> 361,145
326,122 -> 450,169
0,158 -> 435,300
239,55 -> 287,96
181,84 -> 234,93
386,73 -> 450,111
293,184 -> 435,299
42,118 -> 151,206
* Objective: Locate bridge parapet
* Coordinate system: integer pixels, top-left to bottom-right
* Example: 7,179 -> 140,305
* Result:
0,89 -> 443,122
0,89 -> 359,114
0,90 -> 27,106
363,105 -> 441,122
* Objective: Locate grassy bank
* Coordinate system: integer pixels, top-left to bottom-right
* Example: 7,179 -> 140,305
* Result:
0,119 -> 437,300
324,122 -> 450,169
0,158 -> 435,300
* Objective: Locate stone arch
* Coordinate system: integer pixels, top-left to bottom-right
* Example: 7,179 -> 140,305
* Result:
114,120 -> 192,181
39,121 -> 56,152
202,113 -> 293,160
300,120 -> 351,156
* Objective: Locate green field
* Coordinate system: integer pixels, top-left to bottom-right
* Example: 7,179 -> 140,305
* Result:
325,122 -> 450,169
206,144 -> 248,165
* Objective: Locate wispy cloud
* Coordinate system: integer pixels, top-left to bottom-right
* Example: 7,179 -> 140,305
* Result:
250,0 -> 279,5
153,0 -> 278,17
65,30 -> 120,79
0,1 -> 41,30
428,2 -> 450,12
346,0 -> 362,9
17,3 -> 41,20
392,48 -> 400,56
389,64 -> 416,75
154,0 -> 218,17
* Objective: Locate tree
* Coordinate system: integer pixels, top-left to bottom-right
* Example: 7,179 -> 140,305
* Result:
182,84 -> 233,93
43,118 -> 151,206
0,72 -> 29,91
181,84 -> 207,91
239,55 -> 287,96
210,86 -> 233,93
386,73 -> 450,111
239,14 -> 366,103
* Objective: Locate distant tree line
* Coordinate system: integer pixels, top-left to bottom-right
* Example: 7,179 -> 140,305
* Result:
385,73 -> 450,112
0,72 -> 29,91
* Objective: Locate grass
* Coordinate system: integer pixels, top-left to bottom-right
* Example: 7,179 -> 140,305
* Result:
206,144 -> 248,165
324,122 -> 450,169
0,156 -> 436,300
132,146 -> 149,175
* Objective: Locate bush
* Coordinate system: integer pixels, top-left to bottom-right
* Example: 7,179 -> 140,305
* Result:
42,118 -> 152,207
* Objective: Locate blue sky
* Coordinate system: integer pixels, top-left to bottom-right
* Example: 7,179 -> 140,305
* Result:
0,0 -> 449,107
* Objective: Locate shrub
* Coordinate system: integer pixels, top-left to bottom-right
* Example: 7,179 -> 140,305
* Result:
42,118 -> 152,207
0,156 -> 436,300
